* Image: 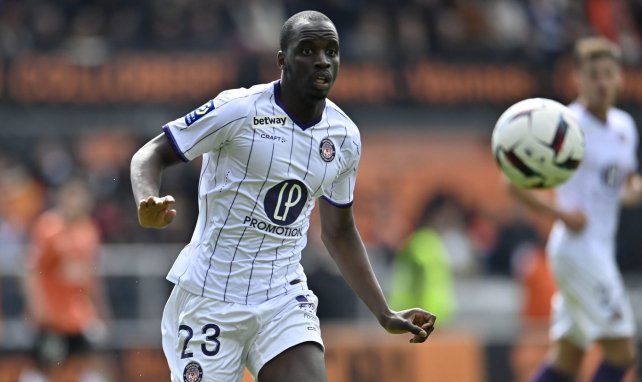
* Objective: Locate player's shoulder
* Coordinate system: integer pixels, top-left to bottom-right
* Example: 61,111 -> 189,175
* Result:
566,101 -> 584,113
213,82 -> 274,108
325,98 -> 360,137
32,211 -> 63,237
610,107 -> 636,127
566,101 -> 584,116
325,99 -> 361,159
610,107 -> 638,138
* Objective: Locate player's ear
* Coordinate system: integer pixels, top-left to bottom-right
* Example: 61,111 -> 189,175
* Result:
615,65 -> 624,90
572,66 -> 581,91
277,51 -> 286,71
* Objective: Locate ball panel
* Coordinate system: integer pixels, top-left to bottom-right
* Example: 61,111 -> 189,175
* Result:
495,147 -> 546,188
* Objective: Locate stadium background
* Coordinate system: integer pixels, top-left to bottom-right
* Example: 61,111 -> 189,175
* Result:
1,0 -> 642,381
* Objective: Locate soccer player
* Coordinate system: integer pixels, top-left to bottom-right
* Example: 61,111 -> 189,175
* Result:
130,11 -> 436,382
510,37 -> 642,382
20,178 -> 111,382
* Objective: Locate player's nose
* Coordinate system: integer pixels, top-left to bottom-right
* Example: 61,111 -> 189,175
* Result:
314,51 -> 331,69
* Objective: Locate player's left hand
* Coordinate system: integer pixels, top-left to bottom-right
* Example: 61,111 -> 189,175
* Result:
379,308 -> 436,343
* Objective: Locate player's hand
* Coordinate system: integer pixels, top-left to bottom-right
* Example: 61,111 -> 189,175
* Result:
379,308 -> 436,344
559,210 -> 586,233
138,195 -> 177,228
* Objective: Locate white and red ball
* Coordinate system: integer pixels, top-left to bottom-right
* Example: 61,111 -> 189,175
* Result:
492,98 -> 585,188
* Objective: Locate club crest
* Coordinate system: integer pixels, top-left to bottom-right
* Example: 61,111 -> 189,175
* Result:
183,361 -> 203,382
319,138 -> 336,162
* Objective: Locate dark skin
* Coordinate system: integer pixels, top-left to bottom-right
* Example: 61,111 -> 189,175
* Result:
131,17 -> 436,382
277,19 -> 339,125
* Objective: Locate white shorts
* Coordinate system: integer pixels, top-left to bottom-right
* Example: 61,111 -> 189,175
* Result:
161,285 -> 324,382
548,243 -> 636,348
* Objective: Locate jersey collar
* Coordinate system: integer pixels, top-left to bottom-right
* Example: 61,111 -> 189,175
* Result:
273,81 -> 324,131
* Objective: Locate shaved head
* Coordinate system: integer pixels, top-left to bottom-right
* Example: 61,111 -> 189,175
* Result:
279,10 -> 335,51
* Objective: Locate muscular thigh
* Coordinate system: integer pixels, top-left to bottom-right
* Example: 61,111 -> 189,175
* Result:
551,251 -> 635,343
248,291 -> 326,381
162,286 -> 258,382
257,342 -> 326,382
597,337 -> 637,367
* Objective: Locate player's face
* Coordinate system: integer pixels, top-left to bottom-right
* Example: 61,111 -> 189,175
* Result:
58,181 -> 93,219
576,57 -> 621,109
280,20 -> 339,101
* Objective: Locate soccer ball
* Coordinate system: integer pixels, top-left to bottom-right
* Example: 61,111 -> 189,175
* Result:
492,98 -> 585,188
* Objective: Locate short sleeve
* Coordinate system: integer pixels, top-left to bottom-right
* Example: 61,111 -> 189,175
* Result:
162,95 -> 250,162
631,119 -> 639,171
322,133 -> 361,208
26,214 -> 59,270
624,113 -> 639,172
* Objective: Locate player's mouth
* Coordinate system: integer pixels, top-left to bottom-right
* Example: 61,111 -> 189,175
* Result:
312,73 -> 331,90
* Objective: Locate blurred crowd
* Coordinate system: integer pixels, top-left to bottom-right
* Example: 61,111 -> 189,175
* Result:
1,0 -> 642,64
0,132 -> 199,252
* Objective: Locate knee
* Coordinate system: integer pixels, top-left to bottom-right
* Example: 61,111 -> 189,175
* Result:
602,351 -> 637,369
549,341 -> 585,375
600,339 -> 637,368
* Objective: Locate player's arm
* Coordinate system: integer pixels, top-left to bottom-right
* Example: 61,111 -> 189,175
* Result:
22,221 -> 54,323
130,134 -> 183,228
507,182 -> 586,232
621,173 -> 642,207
318,199 -> 436,343
23,264 -> 46,323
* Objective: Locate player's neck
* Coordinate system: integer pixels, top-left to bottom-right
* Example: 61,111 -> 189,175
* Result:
587,106 -> 609,123
276,80 -> 325,127
579,98 -> 609,123
57,208 -> 85,224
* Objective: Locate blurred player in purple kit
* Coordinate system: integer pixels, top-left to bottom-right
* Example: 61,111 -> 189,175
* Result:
511,37 -> 642,382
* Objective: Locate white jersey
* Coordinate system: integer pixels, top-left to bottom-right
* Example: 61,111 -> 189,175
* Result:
548,102 -> 638,257
162,81 -> 361,305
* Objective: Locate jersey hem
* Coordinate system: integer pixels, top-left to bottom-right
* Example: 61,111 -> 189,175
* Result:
166,276 -> 308,305
162,125 -> 190,162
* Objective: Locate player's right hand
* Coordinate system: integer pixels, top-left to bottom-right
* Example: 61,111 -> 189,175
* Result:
138,195 -> 176,228
379,308 -> 436,344
559,210 -> 587,233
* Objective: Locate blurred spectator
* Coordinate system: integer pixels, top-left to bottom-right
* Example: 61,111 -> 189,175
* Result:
586,0 -> 642,63
512,245 -> 555,323
484,0 -> 530,51
20,178 -> 112,382
0,157 -> 44,241
387,192 -> 458,327
396,5 -> 431,62
0,0 -> 622,62
509,245 -> 556,382
228,0 -> 285,53
486,215 -> 541,276
344,6 -> 392,62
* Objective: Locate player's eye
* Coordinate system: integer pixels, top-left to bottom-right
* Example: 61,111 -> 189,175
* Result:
301,48 -> 312,56
327,49 -> 338,57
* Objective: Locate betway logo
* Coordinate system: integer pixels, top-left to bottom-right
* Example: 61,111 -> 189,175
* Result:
253,115 -> 288,127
